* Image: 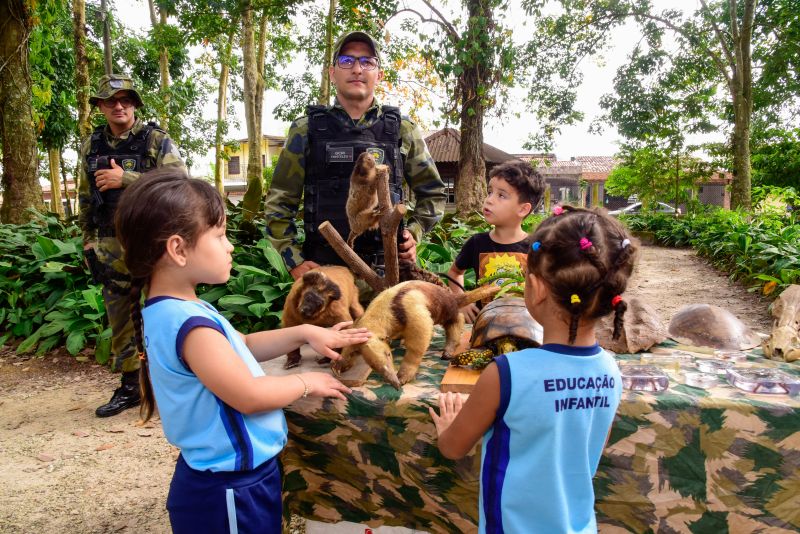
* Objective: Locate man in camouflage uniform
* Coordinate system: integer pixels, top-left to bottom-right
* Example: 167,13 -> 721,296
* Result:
265,31 -> 446,280
79,74 -> 186,417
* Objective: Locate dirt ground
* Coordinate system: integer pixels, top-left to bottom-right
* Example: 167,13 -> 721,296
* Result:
0,245 -> 774,533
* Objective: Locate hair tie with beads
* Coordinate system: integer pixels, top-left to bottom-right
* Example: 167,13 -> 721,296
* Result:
621,238 -> 631,249
570,294 -> 581,305
553,205 -> 564,215
531,241 -> 541,252
611,295 -> 623,308
579,237 -> 592,250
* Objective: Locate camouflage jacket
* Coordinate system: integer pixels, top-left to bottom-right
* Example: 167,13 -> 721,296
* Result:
78,118 -> 186,241
264,99 -> 446,269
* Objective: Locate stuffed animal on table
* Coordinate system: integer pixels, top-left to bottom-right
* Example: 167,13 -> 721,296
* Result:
281,266 -> 363,369
334,281 -> 501,389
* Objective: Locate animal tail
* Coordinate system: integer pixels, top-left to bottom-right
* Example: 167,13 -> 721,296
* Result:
456,284 -> 502,307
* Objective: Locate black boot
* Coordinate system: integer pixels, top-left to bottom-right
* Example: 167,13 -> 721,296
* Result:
96,372 -> 141,417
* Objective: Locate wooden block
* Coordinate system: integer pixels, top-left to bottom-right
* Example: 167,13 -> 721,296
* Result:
441,366 -> 481,393
440,329 -> 481,393
260,345 -> 373,387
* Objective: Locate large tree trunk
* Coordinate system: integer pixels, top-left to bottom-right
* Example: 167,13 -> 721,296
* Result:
72,0 -> 91,139
456,90 -> 486,214
318,0 -> 337,105
454,0 -> 490,214
72,0 -> 92,218
728,0 -> 754,210
240,6 -> 267,220
214,30 -> 235,194
0,0 -> 44,223
47,148 -> 64,217
149,0 -> 171,128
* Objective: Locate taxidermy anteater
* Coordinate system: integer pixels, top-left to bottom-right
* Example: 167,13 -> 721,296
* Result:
334,281 -> 501,389
346,151 -> 382,248
282,266 -> 364,369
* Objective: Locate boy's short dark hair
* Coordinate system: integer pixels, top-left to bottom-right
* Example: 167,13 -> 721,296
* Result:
488,160 -> 545,215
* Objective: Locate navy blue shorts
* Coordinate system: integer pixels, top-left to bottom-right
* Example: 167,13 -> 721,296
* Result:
167,454 -> 282,534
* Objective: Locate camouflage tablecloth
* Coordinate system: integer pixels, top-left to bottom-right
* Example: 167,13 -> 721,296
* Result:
268,332 -> 800,533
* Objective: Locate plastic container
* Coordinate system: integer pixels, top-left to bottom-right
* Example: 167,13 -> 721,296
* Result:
715,350 -> 748,362
682,371 -> 718,389
640,352 -> 692,371
696,359 -> 734,375
726,368 -> 800,395
620,364 -> 669,392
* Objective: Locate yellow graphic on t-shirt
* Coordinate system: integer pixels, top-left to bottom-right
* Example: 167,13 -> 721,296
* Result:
480,252 -> 527,281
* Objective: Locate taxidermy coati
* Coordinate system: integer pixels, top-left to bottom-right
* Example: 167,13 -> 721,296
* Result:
282,266 -> 364,369
334,281 -> 501,389
346,151 -> 383,248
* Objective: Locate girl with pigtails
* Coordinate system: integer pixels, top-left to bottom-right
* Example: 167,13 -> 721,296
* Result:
431,205 -> 637,534
114,168 -> 370,533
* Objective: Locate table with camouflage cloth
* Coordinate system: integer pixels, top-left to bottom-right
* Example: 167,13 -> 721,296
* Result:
266,331 -> 800,533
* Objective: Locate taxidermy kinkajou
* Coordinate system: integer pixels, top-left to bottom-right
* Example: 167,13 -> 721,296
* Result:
334,281 -> 501,389
281,266 -> 364,369
346,151 -> 385,248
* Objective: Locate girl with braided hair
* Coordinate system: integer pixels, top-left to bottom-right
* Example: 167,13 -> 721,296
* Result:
114,168 -> 370,533
431,205 -> 637,533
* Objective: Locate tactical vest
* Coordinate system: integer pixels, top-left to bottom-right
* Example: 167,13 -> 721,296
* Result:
303,105 -> 405,266
85,122 -> 161,236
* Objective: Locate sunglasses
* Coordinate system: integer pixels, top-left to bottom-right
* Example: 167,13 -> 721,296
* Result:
335,55 -> 380,71
100,96 -> 136,109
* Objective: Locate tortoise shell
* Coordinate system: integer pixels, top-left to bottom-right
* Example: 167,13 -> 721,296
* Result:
469,297 -> 543,351
667,303 -> 761,350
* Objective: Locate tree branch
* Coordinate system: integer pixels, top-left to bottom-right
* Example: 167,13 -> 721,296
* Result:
632,10 -> 733,88
698,0 -> 736,72
418,0 -> 460,42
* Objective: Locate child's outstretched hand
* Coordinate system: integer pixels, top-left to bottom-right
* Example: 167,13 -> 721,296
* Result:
298,372 -> 352,400
305,322 -> 371,360
430,392 -> 466,436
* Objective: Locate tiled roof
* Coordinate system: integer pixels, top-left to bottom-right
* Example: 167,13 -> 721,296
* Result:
572,156 -> 618,173
235,134 -> 286,144
424,128 -> 520,164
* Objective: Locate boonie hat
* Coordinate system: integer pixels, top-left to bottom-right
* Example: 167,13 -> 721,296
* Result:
89,74 -> 144,108
332,31 -> 382,64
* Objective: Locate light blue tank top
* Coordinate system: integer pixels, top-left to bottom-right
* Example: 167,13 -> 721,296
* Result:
479,344 -> 622,533
142,297 -> 287,472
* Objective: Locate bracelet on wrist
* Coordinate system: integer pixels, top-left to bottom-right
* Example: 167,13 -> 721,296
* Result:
295,374 -> 309,399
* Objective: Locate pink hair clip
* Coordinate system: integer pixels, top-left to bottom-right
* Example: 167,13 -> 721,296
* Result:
552,205 -> 564,216
579,237 -> 592,250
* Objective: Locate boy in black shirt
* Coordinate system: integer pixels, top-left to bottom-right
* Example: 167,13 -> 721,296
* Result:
447,161 -> 545,322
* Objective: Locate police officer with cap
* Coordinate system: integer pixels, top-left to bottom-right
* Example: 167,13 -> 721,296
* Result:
78,74 -> 187,417
264,31 -> 446,280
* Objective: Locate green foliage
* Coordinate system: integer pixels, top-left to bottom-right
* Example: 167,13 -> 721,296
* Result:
0,212 -> 109,359
29,0 -> 78,150
623,203 -> 800,292
605,145 -> 707,207
0,205 -> 293,359
750,128 -> 800,188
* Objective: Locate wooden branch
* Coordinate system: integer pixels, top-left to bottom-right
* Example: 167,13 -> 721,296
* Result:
381,205 -> 406,286
375,164 -> 403,286
319,221 -> 385,292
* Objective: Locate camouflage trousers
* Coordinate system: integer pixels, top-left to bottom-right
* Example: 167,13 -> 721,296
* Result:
95,237 -> 139,374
